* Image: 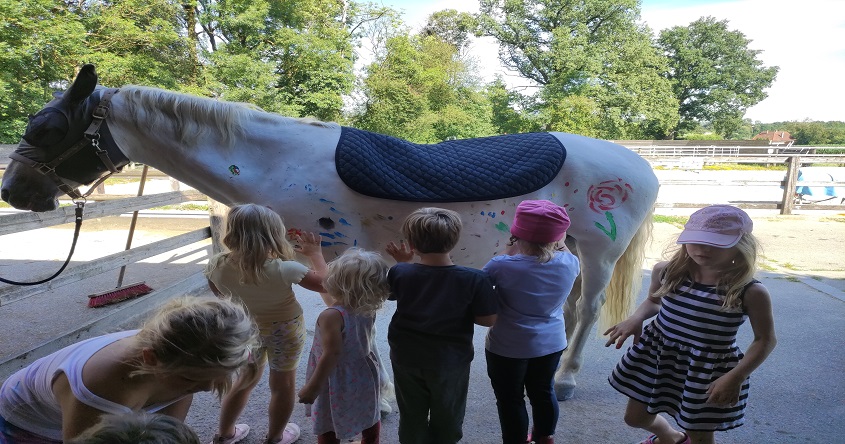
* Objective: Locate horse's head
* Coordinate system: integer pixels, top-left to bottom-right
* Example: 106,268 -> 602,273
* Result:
1,64 -> 129,211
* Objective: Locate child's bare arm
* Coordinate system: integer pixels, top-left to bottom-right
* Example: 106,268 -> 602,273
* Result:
706,283 -> 776,405
295,232 -> 328,293
604,261 -> 666,348
297,309 -> 343,404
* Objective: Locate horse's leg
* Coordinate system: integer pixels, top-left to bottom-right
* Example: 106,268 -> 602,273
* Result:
563,276 -> 581,340
555,251 -> 614,400
377,346 -> 395,414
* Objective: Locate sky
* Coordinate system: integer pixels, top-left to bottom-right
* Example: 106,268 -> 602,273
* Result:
376,0 -> 845,123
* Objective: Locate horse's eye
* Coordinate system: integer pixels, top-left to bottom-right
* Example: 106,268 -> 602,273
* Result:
21,109 -> 68,147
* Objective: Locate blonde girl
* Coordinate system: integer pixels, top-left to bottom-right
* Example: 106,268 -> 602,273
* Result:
298,249 -> 390,444
205,203 -> 327,444
68,411 -> 201,444
605,205 -> 777,444
0,296 -> 258,442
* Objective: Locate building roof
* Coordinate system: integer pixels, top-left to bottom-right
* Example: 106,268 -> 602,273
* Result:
753,130 -> 794,143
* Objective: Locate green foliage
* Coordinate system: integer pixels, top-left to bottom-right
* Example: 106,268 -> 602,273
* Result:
757,121 -> 845,145
477,0 -> 679,139
0,0 -> 88,142
678,132 -> 723,140
658,17 -> 778,139
196,0 -> 355,120
420,9 -> 476,52
83,0 -> 196,89
353,33 -> 495,142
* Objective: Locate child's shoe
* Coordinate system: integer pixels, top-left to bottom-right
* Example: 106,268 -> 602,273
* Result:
210,424 -> 250,444
264,423 -> 301,444
637,432 -> 690,444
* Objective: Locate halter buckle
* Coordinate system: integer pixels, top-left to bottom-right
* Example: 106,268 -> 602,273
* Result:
35,163 -> 56,175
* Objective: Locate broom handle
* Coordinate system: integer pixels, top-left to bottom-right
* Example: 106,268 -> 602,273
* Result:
116,165 -> 149,288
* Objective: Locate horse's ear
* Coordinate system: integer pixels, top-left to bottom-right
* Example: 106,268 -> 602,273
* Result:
64,64 -> 98,104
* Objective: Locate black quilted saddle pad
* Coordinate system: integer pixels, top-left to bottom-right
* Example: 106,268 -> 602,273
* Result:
335,127 -> 566,202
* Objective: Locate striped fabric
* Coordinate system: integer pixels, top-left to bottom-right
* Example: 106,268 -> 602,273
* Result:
609,279 -> 758,431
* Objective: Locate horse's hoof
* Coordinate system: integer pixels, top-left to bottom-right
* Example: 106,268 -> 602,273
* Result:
379,398 -> 392,415
555,384 -> 576,401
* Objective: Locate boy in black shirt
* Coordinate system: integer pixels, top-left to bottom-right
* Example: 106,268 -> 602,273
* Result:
385,207 -> 498,444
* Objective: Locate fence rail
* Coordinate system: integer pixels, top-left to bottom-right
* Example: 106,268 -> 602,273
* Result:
0,189 -> 212,376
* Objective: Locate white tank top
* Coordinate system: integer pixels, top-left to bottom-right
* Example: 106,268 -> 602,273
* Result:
0,330 -> 185,440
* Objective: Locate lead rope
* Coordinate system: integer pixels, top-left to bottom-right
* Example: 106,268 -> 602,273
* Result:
0,201 -> 84,285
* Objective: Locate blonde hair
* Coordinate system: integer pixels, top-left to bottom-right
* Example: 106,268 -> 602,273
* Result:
507,235 -> 562,263
130,296 -> 259,396
324,249 -> 390,316
657,233 -> 760,310
223,203 -> 297,284
67,412 -> 200,444
401,207 -> 462,254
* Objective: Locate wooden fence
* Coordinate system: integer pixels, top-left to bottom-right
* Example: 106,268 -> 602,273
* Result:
0,190 -> 213,377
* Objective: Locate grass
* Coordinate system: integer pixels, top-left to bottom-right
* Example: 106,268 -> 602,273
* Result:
820,216 -> 845,223
653,214 -> 688,227
784,276 -> 801,283
149,203 -> 209,211
759,263 -> 777,271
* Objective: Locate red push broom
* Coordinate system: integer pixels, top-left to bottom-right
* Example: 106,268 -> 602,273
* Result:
88,165 -> 154,307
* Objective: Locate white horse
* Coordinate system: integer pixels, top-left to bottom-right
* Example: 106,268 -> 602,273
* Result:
1,65 -> 659,400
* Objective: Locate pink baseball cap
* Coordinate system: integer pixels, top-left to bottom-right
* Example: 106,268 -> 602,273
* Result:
677,205 -> 753,248
510,200 -> 570,243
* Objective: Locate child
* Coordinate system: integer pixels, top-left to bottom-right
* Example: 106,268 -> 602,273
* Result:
68,411 -> 201,444
483,200 -> 580,444
297,248 -> 390,444
605,205 -> 777,444
0,296 -> 258,442
384,207 -> 498,444
205,203 -> 328,444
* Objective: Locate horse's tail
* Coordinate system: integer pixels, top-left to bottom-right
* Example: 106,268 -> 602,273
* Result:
598,206 -> 654,333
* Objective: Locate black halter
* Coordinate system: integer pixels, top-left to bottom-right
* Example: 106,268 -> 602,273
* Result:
0,88 -> 124,286
8,88 -> 123,201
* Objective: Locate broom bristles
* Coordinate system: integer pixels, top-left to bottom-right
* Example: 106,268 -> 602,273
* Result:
88,282 -> 153,308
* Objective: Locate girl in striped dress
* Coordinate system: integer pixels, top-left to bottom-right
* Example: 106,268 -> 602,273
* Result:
605,205 -> 777,444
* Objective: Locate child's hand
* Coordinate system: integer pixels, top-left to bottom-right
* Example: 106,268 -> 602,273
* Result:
385,240 -> 414,263
706,373 -> 742,406
297,385 -> 318,404
294,231 -> 323,256
603,318 -> 644,349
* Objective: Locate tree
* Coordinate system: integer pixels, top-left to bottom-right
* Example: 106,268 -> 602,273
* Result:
420,9 -> 476,53
353,32 -> 495,142
0,0 -> 88,142
83,0 -> 196,89
193,0 -> 356,120
476,0 -> 678,139
657,16 -> 778,139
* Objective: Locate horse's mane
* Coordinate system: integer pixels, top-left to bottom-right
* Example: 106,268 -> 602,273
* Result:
118,86 -> 337,148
